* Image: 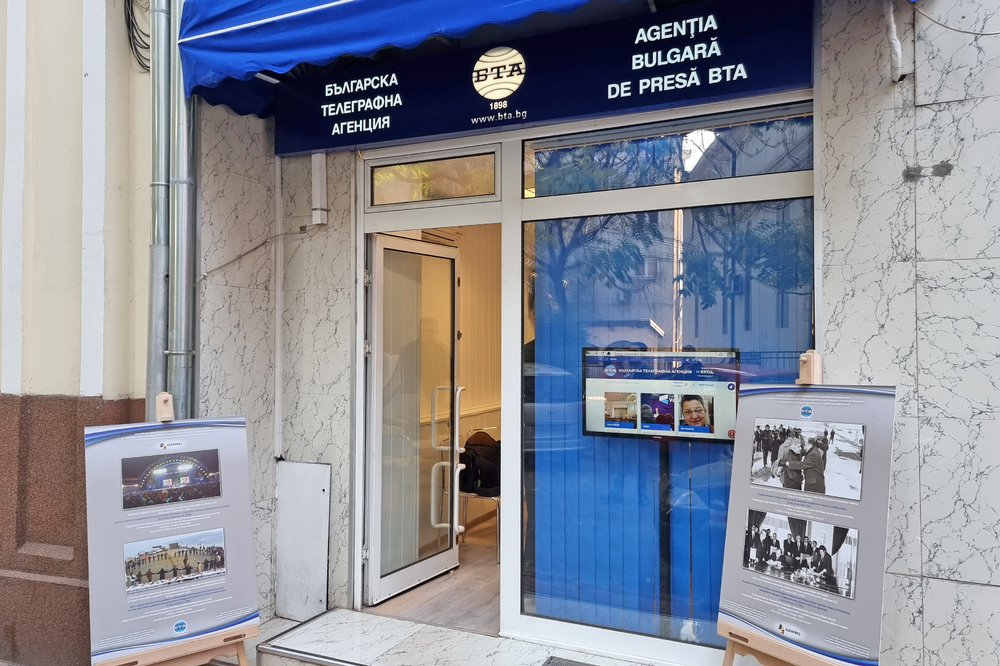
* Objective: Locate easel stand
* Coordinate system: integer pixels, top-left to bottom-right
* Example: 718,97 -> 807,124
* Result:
719,619 -> 831,666
720,351 -> 825,666
95,625 -> 258,666
95,393 -> 257,666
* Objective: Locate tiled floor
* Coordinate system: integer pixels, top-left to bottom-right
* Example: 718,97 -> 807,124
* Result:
367,517 -> 500,635
257,608 -> 738,666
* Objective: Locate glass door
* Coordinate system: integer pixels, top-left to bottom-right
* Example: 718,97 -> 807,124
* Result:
365,233 -> 464,605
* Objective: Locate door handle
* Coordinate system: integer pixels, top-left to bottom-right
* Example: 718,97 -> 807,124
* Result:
429,461 -> 450,530
430,385 -> 451,452
452,386 -> 467,537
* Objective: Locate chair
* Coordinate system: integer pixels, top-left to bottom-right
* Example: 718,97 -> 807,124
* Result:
460,427 -> 500,564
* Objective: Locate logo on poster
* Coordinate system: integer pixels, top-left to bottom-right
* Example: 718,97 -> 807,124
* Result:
800,405 -> 813,419
604,365 -> 617,377
173,621 -> 187,634
777,623 -> 802,637
473,47 -> 526,99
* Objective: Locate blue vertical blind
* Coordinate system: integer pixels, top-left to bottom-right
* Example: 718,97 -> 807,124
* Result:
522,115 -> 814,644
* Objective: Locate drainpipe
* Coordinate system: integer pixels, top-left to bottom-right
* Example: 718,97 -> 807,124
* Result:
146,0 -> 170,421
167,0 -> 196,419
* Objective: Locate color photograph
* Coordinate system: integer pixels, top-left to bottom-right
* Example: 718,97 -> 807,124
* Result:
603,392 -> 637,429
743,509 -> 859,599
678,394 -> 714,433
749,419 -> 865,501
640,393 -> 674,431
124,528 -> 227,592
121,449 -> 222,510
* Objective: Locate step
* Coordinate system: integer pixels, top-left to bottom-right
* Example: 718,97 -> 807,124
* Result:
256,609 -> 667,666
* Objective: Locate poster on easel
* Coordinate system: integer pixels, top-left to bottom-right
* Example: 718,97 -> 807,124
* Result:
84,417 -> 259,666
718,385 -> 896,666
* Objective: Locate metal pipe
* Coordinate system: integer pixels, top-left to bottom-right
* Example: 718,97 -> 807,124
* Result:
146,0 -> 171,421
168,0 -> 196,419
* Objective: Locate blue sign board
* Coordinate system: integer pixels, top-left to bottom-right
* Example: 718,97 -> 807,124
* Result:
274,0 -> 811,155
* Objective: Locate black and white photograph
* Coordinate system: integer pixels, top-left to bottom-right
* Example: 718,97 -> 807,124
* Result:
121,449 -> 222,509
124,528 -> 227,592
742,509 -> 859,599
749,418 -> 865,501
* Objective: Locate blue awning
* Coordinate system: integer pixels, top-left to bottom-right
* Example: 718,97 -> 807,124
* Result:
180,0 -> 615,117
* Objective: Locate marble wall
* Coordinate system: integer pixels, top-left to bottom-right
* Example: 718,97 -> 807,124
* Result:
198,102 -> 278,622
821,0 -> 1000,663
279,152 -> 357,609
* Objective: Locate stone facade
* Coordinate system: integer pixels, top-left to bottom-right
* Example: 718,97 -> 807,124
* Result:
192,1 -> 1000,663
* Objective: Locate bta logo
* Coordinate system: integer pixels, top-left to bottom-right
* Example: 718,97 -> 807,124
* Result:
604,365 -> 617,377
472,47 -> 526,99
173,620 -> 187,634
800,405 -> 813,419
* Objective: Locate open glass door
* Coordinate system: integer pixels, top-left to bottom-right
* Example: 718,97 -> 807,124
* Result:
365,234 -> 465,605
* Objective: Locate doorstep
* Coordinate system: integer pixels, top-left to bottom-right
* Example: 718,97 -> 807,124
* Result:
256,609 -> 667,666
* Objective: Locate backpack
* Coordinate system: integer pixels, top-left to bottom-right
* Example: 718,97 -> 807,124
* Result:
459,431 -> 500,497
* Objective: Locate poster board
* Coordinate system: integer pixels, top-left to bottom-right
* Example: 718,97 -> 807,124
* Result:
718,385 -> 896,666
84,417 -> 259,666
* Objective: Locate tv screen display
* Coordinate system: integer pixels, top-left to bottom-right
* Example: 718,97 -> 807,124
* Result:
582,348 -> 739,442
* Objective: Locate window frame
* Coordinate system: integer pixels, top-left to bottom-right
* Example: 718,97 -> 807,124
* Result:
352,87 -> 818,666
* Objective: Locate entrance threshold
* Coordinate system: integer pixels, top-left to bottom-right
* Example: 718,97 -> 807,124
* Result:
256,609 -> 662,666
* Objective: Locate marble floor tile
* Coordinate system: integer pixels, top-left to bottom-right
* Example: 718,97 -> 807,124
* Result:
915,0 -> 1000,106
268,608 -> 422,663
924,577 -> 1000,666
880,573 -> 923,666
886,417 -> 921,576
917,259 -> 1000,421
915,98 -> 1000,261
822,262 -> 916,418
920,417 -> 1000,585
262,610 -> 671,666
822,107 -> 915,267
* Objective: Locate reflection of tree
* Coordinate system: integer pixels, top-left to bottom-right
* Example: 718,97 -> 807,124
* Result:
531,212 -> 664,315
675,200 -> 813,348
373,156 -> 494,201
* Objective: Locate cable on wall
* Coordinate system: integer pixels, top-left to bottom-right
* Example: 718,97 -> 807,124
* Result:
126,0 -> 151,71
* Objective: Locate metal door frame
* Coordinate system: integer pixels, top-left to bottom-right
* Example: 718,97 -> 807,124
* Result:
350,87 -> 816,666
364,233 -> 464,605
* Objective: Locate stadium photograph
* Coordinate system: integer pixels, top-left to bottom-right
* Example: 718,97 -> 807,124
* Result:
124,527 -> 227,592
121,448 -> 221,510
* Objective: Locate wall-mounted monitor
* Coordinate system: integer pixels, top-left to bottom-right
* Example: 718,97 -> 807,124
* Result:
582,348 -> 739,442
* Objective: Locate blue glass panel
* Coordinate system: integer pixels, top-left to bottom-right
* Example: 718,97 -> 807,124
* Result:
523,197 -> 813,647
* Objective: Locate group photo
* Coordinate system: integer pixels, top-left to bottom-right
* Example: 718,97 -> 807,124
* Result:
121,449 -> 222,509
749,418 -> 865,501
742,509 -> 859,599
124,528 -> 227,592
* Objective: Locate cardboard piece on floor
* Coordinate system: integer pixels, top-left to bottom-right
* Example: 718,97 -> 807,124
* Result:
94,625 -> 257,666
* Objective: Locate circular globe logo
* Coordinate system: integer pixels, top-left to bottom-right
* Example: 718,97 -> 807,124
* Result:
472,47 -> 526,100
173,620 -> 187,634
800,405 -> 813,419
604,365 -> 617,377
